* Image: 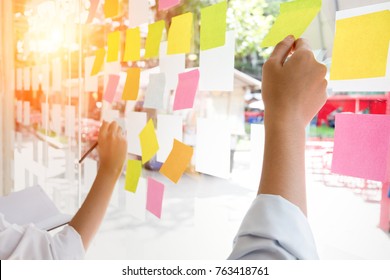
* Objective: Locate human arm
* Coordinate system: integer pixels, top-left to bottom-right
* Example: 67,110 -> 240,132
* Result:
69,121 -> 127,250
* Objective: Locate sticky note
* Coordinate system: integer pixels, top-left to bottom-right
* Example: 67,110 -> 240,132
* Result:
331,113 -> 390,182
330,11 -> 390,80
261,0 -> 322,47
139,119 -> 159,164
23,67 -> 30,91
103,75 -> 120,103
104,62 -> 120,90
23,101 -> 30,126
159,0 -> 180,11
91,48 -> 105,76
40,64 -> 50,92
86,0 -> 99,24
167,12 -> 193,54
107,31 -> 120,62
146,177 -> 165,219
32,66 -> 39,91
85,56 -> 98,91
51,104 -> 61,134
126,177 -> 147,221
123,27 -> 141,62
144,73 -> 166,109
160,139 -> 193,183
196,118 -> 231,179
200,1 -> 227,51
144,20 -> 165,59
159,42 -> 185,90
157,114 -> 183,162
16,68 -> 22,90
128,0 -> 149,28
122,68 -> 141,100
199,31 -> 235,91
103,0 -> 119,18
126,112 -> 147,155
65,105 -> 75,137
173,69 -> 200,111
125,160 -> 142,193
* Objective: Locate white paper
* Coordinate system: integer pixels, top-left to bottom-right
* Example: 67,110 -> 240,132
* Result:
199,31 -> 235,91
16,101 -> 23,124
125,111 -> 147,155
128,0 -> 150,28
126,177 -> 147,221
51,104 -> 62,134
85,56 -> 98,92
144,73 -> 167,110
195,118 -> 231,179
23,67 -> 30,91
41,64 -> 50,92
65,105 -> 76,137
32,65 -> 40,91
23,101 -> 30,126
16,68 -> 22,90
159,42 -> 185,90
250,124 -> 265,188
157,114 -> 183,162
52,58 -> 62,92
104,62 -> 121,90
102,106 -> 120,122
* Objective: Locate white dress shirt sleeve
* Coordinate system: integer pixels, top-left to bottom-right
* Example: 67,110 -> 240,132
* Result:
0,214 -> 85,260
228,194 -> 319,260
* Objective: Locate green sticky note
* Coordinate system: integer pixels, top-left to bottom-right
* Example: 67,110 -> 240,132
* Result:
144,21 -> 165,59
125,160 -> 142,193
167,12 -> 193,54
200,1 -> 227,51
139,119 -> 159,164
107,31 -> 120,62
123,27 -> 141,62
261,0 -> 322,48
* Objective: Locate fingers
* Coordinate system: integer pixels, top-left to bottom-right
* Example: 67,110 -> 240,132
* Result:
293,38 -> 311,52
107,121 -> 118,134
99,121 -> 109,136
269,35 -> 295,65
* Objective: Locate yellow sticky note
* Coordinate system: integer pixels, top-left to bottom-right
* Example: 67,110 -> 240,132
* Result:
261,0 -> 322,48
167,12 -> 193,54
330,10 -> 390,80
144,21 -> 165,59
90,48 -> 105,76
123,28 -> 141,62
103,0 -> 119,18
139,119 -> 159,164
200,1 -> 227,51
160,139 -> 193,184
107,31 -> 120,62
125,160 -> 142,193
122,68 -> 141,100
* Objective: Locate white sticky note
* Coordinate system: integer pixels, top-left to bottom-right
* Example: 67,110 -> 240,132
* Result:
41,64 -> 50,92
144,73 -> 166,109
128,0 -> 149,28
199,31 -> 235,91
126,111 -> 147,155
23,67 -> 30,91
16,101 -> 23,124
102,106 -> 120,122
52,58 -> 62,92
85,56 -> 98,92
16,68 -> 22,90
51,104 -> 62,134
104,62 -> 121,90
157,114 -> 183,162
32,66 -> 40,91
159,42 -> 185,90
250,124 -> 265,188
195,118 -> 231,178
23,101 -> 30,126
126,177 -> 147,221
65,105 -> 76,138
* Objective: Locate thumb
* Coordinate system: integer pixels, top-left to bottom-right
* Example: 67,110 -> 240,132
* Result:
269,35 -> 295,66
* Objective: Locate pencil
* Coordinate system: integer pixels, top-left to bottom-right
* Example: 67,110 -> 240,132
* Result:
78,142 -> 98,164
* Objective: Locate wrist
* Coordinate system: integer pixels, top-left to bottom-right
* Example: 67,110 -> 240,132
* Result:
97,164 -> 123,180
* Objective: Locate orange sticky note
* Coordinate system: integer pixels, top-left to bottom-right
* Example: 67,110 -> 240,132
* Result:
107,31 -> 120,62
91,48 -> 105,76
167,12 -> 193,54
144,21 -> 165,59
122,68 -> 141,100
139,119 -> 159,164
160,139 -> 193,183
125,160 -> 142,193
123,27 -> 141,62
103,0 -> 119,18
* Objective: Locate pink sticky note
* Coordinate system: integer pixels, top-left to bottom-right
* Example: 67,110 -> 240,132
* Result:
103,75 -> 120,103
173,69 -> 200,111
158,0 -> 180,11
146,177 -> 165,219
86,0 -> 99,24
331,113 -> 390,182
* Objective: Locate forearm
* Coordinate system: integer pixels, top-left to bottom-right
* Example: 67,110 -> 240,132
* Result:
258,120 -> 307,215
69,167 -> 120,249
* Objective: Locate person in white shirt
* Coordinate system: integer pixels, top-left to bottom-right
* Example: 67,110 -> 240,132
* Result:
0,35 -> 326,260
